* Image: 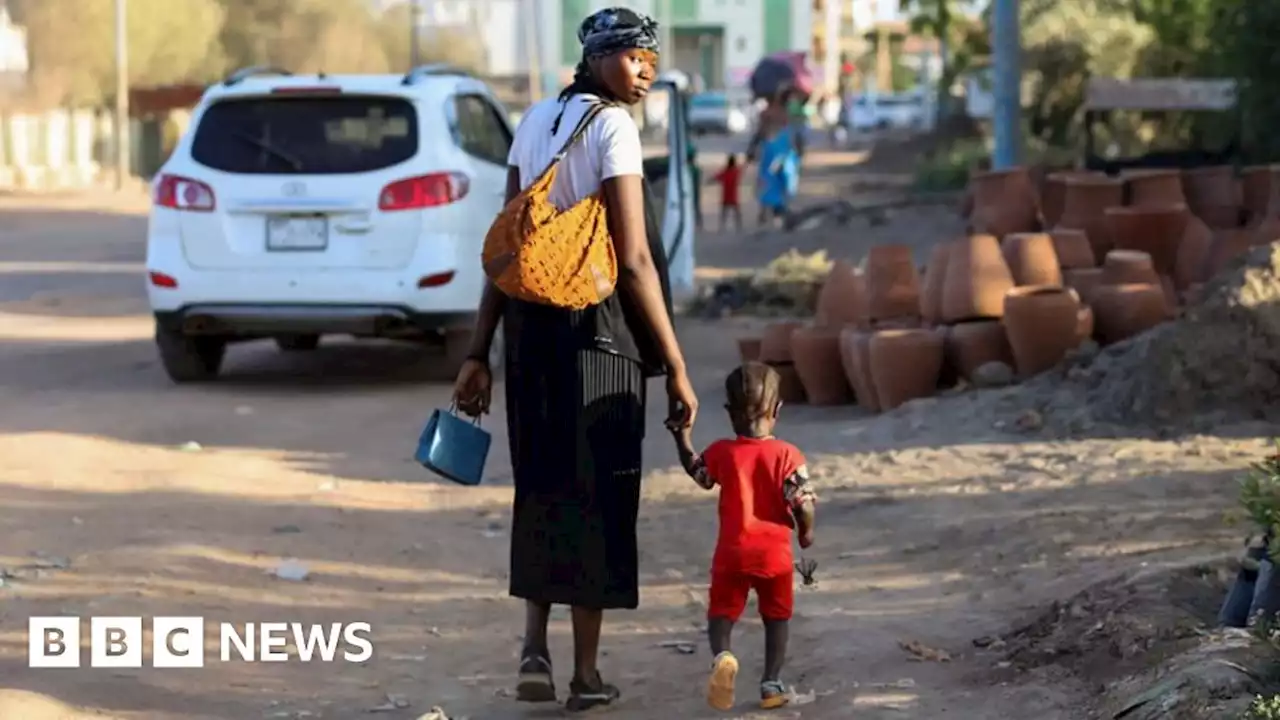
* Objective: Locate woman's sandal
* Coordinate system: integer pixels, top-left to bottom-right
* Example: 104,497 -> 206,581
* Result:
515,654 -> 556,702
760,679 -> 790,709
564,671 -> 620,712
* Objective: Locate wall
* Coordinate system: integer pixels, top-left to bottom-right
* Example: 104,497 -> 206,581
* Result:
0,109 -> 184,191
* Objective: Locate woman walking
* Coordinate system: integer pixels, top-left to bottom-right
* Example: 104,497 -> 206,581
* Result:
755,106 -> 801,227
451,7 -> 698,712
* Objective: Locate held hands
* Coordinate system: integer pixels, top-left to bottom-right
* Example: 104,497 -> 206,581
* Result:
452,358 -> 492,418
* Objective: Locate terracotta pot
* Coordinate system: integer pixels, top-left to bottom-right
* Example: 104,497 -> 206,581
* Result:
1104,204 -> 1188,275
1182,283 -> 1206,306
1124,169 -> 1186,206
940,235 -> 1016,322
1174,216 -> 1214,290
839,328 -> 880,412
1242,165 -> 1278,224
1042,171 -> 1102,228
1182,166 -> 1242,228
919,242 -> 951,325
1064,268 -> 1105,305
1001,232 -> 1063,286
865,244 -> 922,321
1091,283 -> 1168,345
737,337 -> 762,362
1055,176 -> 1125,260
1075,305 -> 1094,345
868,329 -> 945,411
873,316 -> 923,330
769,362 -> 807,404
790,325 -> 853,406
760,321 -> 802,363
943,320 -> 1012,380
1205,228 -> 1254,279
1100,250 -> 1159,286
1249,166 -> 1280,248
1159,275 -> 1178,318
815,260 -> 865,328
1002,285 -> 1081,377
969,167 -> 1040,237
1049,228 -> 1096,269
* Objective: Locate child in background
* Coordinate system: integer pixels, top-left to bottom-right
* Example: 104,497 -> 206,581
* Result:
667,362 -> 817,710
712,154 -> 744,232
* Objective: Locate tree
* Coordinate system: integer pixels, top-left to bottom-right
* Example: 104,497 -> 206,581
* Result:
11,0 -> 227,106
215,0 -> 391,74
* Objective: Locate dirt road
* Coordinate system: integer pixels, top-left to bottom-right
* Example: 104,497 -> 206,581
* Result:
0,189 -> 1267,720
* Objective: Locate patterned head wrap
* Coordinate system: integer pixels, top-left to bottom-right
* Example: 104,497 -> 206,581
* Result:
578,7 -> 660,59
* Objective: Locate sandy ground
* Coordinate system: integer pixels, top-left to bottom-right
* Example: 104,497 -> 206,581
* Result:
0,153 -> 1272,720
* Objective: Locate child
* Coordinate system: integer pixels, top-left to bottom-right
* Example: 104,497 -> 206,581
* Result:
712,154 -> 744,232
667,362 -> 817,710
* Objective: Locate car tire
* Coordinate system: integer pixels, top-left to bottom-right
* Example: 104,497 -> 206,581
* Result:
156,326 -> 226,383
275,334 -> 321,352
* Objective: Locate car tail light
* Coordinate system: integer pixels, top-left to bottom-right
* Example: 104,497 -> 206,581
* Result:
155,174 -> 216,212
379,172 -> 469,211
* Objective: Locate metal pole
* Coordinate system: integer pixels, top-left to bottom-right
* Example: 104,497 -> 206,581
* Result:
409,0 -> 421,68
114,0 -> 130,191
991,0 -> 1021,168
524,0 -> 542,103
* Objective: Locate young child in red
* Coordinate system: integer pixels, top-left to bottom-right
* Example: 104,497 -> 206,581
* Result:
712,154 -> 744,232
668,362 -> 817,710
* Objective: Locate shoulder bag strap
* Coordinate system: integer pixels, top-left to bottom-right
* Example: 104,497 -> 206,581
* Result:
534,101 -> 613,180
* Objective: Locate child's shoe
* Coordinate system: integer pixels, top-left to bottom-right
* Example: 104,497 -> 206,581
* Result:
759,679 -> 789,709
706,651 -> 739,710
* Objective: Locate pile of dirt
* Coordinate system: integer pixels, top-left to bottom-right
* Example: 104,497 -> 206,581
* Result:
1037,244 -> 1280,430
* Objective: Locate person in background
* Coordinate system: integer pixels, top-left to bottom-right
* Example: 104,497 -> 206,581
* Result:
754,109 -> 800,228
688,135 -> 703,230
711,154 -> 743,232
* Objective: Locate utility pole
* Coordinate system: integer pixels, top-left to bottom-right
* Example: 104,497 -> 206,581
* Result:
523,0 -> 542,103
660,0 -> 673,72
409,0 -> 422,69
114,0 -> 130,191
991,0 -> 1021,168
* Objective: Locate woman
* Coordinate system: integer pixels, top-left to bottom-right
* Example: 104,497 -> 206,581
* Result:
451,7 -> 698,712
755,101 -> 800,227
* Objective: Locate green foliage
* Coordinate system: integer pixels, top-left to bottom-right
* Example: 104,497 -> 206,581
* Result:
1238,443 -> 1280,556
1244,694 -> 1280,720
913,138 -> 989,192
1204,1 -> 1280,162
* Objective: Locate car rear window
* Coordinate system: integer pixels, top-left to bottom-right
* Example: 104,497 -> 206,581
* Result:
190,95 -> 418,174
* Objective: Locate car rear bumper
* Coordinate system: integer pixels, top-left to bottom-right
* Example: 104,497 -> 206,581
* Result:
155,304 -> 475,337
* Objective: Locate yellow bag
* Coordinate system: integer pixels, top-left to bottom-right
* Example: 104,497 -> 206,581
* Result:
482,103 -> 618,310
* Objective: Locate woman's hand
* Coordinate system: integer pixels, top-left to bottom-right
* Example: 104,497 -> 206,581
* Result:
665,369 -> 698,430
452,359 -> 492,417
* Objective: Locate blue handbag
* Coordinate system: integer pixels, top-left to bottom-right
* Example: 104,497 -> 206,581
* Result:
414,405 -> 491,486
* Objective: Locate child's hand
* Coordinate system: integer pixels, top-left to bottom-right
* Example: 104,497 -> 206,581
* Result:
799,528 -> 814,549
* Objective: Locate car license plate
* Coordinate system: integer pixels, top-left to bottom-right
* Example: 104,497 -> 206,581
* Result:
266,215 -> 328,251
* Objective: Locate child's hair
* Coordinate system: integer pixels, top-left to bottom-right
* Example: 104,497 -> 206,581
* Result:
727,154 -> 738,167
725,362 -> 781,422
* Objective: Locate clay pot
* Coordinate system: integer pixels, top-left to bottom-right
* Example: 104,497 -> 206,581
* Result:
769,362 -> 807,404
737,337 -> 762,362
1075,305 -> 1094,345
1049,228 -> 1096,269
865,245 -> 922,321
939,235 -> 1016,322
943,320 -> 1012,380
1174,216 -> 1214,290
1100,250 -> 1159,286
1159,275 -> 1178,318
1042,171 -> 1102,228
1090,283 -> 1168,345
868,329 -> 945,411
1242,165 -> 1277,224
1064,267 -> 1104,303
919,242 -> 951,325
760,321 -> 802,363
1001,232 -> 1063,286
1205,228 -> 1254,279
969,167 -> 1040,237
1002,285 -> 1081,377
1055,176 -> 1125,260
839,328 -> 880,412
1182,166 -> 1242,228
1104,204 -> 1188,275
815,260 -> 866,328
790,325 -> 853,406
1249,166 -> 1280,248
872,316 -> 923,330
1124,169 -> 1186,206
1182,283 -> 1206,306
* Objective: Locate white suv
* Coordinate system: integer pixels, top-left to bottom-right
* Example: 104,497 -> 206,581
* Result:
145,65 -> 515,382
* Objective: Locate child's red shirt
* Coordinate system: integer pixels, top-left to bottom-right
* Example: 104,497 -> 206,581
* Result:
714,165 -> 742,207
692,436 -> 811,578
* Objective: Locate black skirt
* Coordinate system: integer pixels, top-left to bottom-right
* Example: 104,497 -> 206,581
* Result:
503,300 -> 646,610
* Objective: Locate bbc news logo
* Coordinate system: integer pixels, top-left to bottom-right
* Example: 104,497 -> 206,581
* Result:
28,617 -> 373,668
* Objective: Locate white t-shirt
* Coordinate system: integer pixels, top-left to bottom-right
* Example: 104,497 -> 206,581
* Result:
506,94 -> 644,210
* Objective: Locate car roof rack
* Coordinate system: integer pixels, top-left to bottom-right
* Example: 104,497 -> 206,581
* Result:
223,66 -> 294,87
401,63 -> 471,86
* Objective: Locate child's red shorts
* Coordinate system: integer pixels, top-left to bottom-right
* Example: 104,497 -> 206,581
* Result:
708,569 -> 794,622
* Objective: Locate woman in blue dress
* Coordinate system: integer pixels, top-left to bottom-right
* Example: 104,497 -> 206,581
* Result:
755,122 -> 799,227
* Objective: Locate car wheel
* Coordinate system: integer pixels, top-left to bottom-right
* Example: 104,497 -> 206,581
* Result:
275,334 -> 321,352
156,326 -> 226,383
